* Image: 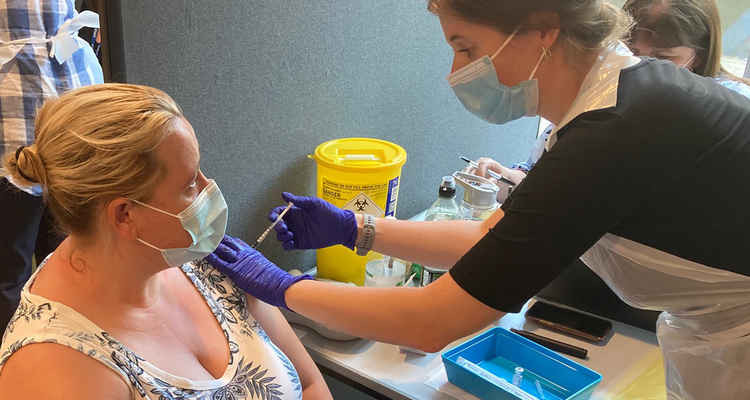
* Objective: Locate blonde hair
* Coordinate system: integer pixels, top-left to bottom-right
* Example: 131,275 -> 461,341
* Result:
428,0 -> 633,56
3,84 -> 184,236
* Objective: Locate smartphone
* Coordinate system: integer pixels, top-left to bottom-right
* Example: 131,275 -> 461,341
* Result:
525,301 -> 613,342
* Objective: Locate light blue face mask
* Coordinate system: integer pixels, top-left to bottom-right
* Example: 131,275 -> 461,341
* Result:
130,179 -> 228,267
447,27 -> 546,124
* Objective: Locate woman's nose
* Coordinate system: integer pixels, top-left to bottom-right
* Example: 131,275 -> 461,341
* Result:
451,57 -> 460,74
197,170 -> 210,190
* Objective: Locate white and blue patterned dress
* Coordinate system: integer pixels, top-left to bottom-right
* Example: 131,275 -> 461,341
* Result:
0,258 -> 303,400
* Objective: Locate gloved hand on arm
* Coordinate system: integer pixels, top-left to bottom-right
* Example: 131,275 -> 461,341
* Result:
270,192 -> 358,251
206,235 -> 312,309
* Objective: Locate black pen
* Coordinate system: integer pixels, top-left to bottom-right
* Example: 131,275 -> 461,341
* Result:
511,328 -> 588,359
459,156 -> 516,186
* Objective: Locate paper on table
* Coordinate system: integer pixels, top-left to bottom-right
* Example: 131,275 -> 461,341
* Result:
592,349 -> 666,400
424,365 -> 481,400
611,351 -> 666,400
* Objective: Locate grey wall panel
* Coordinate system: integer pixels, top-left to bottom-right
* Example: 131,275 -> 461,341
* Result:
118,1 -> 537,269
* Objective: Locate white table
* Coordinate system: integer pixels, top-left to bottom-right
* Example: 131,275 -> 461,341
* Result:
290,299 -> 662,400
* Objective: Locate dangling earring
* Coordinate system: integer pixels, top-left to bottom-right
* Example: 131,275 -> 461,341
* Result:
528,46 -> 551,80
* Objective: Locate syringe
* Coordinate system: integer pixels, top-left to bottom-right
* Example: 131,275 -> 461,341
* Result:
252,202 -> 293,249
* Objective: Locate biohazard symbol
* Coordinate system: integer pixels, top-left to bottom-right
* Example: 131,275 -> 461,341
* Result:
354,199 -> 369,212
343,192 -> 384,216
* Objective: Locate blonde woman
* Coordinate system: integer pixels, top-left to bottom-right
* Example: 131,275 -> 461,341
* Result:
0,84 -> 331,399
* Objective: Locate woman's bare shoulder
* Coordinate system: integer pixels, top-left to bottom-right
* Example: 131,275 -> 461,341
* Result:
0,342 -> 130,399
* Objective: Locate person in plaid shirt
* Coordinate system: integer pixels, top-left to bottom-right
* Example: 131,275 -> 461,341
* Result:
0,0 -> 102,334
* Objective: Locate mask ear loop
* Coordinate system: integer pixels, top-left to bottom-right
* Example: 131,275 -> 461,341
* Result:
680,54 -> 695,70
137,237 -> 165,252
528,46 -> 551,80
128,199 -> 181,251
490,26 -> 521,60
129,198 -> 181,219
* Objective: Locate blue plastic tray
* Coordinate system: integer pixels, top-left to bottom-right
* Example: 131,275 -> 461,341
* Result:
442,327 -> 602,400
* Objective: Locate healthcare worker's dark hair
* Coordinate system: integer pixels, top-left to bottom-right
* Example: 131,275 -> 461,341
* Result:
624,0 -> 750,85
427,0 -> 633,54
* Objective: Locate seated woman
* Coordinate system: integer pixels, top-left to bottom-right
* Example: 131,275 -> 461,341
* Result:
0,84 -> 331,399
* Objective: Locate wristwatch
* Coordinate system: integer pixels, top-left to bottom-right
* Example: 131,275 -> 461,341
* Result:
355,214 -> 376,256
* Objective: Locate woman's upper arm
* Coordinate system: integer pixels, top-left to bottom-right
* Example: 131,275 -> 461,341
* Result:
0,343 -> 130,399
245,295 -> 332,399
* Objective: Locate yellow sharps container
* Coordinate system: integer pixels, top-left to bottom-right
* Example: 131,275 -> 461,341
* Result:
311,138 -> 407,285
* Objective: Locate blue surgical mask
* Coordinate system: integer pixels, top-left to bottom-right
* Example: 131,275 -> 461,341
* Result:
448,27 -> 546,124
130,179 -> 228,267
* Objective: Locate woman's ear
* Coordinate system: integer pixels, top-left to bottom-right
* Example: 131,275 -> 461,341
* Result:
526,11 -> 561,49
106,198 -> 139,239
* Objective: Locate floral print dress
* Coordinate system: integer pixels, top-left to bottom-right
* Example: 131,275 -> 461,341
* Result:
0,258 -> 302,400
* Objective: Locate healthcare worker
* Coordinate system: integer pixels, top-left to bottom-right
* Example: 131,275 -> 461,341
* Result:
469,0 -> 750,194
208,1 -> 750,399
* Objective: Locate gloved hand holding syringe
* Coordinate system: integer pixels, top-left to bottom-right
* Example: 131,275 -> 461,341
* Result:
252,202 -> 293,249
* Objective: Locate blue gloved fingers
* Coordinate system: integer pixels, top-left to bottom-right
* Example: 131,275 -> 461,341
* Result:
228,234 -> 255,252
221,235 -> 242,252
213,241 -> 239,263
281,191 -> 298,203
269,206 -> 288,223
282,192 -> 320,209
205,235 -> 315,309
282,239 -> 296,251
274,227 -> 296,250
204,253 -> 225,270
275,229 -> 294,243
273,219 -> 289,234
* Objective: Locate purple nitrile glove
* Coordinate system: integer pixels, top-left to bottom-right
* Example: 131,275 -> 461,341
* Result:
205,235 -> 312,309
269,192 -> 358,251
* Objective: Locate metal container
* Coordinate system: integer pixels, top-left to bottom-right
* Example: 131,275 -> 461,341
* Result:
453,171 -> 500,221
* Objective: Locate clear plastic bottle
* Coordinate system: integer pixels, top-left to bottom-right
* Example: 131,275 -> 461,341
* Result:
421,177 -> 460,286
424,176 -> 460,221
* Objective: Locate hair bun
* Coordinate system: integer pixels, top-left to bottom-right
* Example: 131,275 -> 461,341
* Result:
11,145 -> 46,186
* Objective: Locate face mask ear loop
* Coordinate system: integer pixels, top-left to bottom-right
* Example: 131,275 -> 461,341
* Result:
129,198 -> 180,219
490,26 -> 521,60
137,237 -> 164,252
681,54 -> 695,70
129,200 -> 177,251
528,46 -> 550,80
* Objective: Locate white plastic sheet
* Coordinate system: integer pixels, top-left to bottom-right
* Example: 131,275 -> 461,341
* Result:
582,234 -> 750,399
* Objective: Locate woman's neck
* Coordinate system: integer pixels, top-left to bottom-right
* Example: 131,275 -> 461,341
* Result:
49,236 -> 166,311
538,49 -> 599,126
